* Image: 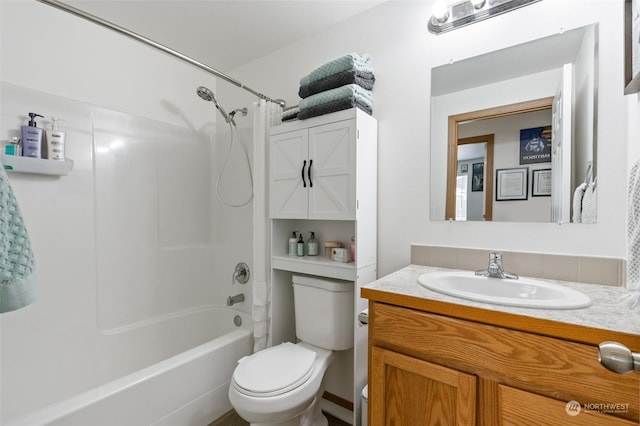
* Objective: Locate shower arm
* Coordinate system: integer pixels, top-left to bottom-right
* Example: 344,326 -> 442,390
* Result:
36,0 -> 283,105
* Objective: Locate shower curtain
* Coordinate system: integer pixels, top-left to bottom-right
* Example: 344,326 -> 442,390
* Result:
252,99 -> 282,352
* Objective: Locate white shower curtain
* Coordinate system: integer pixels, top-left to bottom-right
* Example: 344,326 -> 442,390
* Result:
252,99 -> 282,352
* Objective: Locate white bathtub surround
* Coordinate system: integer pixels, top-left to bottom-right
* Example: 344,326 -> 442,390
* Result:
5,314 -> 252,426
0,83 -> 249,422
252,100 -> 282,352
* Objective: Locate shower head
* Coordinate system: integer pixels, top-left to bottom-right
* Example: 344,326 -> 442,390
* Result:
196,86 -> 231,123
196,86 -> 216,102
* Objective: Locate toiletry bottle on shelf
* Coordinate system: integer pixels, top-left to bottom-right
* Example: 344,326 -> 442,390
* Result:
288,232 -> 298,256
307,232 -> 319,256
296,233 -> 305,256
46,117 -> 66,160
4,137 -> 21,156
21,113 -> 45,158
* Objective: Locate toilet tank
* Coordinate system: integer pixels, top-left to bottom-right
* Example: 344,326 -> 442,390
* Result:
292,275 -> 354,351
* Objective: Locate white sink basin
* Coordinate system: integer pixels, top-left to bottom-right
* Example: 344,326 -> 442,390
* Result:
417,271 -> 592,309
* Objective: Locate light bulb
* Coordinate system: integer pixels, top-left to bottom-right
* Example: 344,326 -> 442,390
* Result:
432,1 -> 449,23
471,0 -> 486,9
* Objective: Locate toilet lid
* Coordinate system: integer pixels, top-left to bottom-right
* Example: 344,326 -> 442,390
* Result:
233,342 -> 317,397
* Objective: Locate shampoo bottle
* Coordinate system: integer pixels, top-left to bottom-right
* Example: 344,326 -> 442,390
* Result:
21,113 -> 45,158
288,232 -> 298,256
46,117 -> 66,160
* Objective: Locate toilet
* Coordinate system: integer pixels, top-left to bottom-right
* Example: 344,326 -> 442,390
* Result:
229,274 -> 354,426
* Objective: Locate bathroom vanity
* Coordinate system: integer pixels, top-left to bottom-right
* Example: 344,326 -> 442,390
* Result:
362,265 -> 640,426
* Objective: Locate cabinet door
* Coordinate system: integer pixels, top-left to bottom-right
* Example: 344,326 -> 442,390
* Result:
370,347 -> 476,426
270,129 -> 309,219
308,120 -> 356,220
499,384 -> 637,426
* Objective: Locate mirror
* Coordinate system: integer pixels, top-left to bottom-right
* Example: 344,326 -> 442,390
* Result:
430,24 -> 598,223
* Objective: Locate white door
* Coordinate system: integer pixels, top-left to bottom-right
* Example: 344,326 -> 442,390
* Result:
551,63 -> 573,224
270,129 -> 309,219
308,120 -> 357,220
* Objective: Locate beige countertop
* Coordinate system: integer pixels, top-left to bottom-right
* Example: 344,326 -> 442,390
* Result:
362,265 -> 640,347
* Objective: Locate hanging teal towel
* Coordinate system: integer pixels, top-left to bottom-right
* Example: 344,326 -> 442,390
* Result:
0,166 -> 37,313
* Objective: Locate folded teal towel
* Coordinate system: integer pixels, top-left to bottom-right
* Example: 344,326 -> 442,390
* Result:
300,53 -> 374,86
299,84 -> 373,110
0,167 -> 37,313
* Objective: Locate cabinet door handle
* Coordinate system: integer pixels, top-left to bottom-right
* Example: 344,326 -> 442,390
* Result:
301,160 -> 307,188
598,341 -> 640,374
308,159 -> 313,188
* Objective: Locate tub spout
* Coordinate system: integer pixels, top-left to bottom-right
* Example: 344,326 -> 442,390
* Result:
227,293 -> 245,306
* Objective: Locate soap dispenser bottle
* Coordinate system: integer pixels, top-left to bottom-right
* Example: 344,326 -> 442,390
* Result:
21,112 -> 45,158
306,232 -> 319,256
46,117 -> 66,160
296,233 -> 305,256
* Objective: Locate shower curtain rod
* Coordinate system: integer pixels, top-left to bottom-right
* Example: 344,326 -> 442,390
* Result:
36,0 -> 282,105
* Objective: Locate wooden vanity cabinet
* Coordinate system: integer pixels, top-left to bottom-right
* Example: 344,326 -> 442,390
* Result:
368,301 -> 639,426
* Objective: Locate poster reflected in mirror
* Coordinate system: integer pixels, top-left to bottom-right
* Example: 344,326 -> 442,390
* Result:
472,162 -> 484,192
520,126 -> 551,164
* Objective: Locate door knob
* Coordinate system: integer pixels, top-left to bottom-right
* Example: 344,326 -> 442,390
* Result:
598,341 -> 640,374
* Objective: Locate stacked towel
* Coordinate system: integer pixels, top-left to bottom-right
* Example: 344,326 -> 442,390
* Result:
0,166 -> 37,313
297,53 -> 375,120
282,105 -> 300,122
298,84 -> 373,120
299,68 -> 376,99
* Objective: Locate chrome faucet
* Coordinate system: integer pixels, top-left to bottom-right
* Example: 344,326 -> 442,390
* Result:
475,251 -> 519,280
227,293 -> 245,306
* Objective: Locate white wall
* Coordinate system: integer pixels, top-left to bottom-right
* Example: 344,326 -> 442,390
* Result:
0,1 -> 252,421
225,0 -> 628,277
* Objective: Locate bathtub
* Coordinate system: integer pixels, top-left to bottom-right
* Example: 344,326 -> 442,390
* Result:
5,307 -> 253,426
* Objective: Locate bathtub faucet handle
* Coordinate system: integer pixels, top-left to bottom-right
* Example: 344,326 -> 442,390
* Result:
232,262 -> 250,285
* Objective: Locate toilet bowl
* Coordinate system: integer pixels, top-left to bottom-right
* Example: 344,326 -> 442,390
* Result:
228,342 -> 334,426
228,274 -> 354,426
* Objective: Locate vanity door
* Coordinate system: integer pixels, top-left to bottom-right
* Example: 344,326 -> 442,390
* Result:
370,346 -> 476,426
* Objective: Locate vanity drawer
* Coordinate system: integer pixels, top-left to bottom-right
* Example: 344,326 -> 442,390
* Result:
369,302 -> 639,423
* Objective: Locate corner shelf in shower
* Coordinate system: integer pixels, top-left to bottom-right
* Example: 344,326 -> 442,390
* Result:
1,154 -> 73,176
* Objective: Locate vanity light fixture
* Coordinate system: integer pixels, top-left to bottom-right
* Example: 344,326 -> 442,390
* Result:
428,0 -> 541,35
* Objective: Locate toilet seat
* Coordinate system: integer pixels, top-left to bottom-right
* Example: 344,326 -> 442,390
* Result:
232,342 -> 317,397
